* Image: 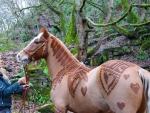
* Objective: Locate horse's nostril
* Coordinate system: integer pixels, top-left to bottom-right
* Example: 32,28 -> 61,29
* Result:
17,55 -> 20,59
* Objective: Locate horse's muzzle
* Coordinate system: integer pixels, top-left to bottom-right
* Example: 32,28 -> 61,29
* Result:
16,53 -> 30,64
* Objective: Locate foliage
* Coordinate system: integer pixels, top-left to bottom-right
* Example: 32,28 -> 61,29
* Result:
134,39 -> 143,45
135,51 -> 148,60
70,48 -> 78,55
87,48 -> 95,56
90,55 -> 107,66
134,37 -> 150,60
121,0 -> 138,23
0,34 -> 14,52
27,59 -> 51,104
28,87 -> 51,104
37,59 -> 49,76
122,46 -> 131,53
140,38 -> 150,51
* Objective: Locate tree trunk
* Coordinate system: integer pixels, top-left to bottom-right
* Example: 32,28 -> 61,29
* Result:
75,0 -> 88,62
94,0 -> 113,53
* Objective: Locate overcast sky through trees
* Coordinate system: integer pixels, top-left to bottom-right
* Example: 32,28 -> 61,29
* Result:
0,0 -> 40,33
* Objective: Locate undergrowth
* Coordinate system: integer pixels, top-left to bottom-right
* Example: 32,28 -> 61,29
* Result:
0,34 -> 15,52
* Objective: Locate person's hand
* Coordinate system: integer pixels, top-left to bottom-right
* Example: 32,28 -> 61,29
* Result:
23,84 -> 30,89
0,60 -> 2,68
18,77 -> 26,85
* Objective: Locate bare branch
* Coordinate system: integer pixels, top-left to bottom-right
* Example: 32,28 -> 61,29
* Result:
86,0 -> 103,12
20,5 -> 42,13
42,0 -> 62,16
132,21 -> 150,27
57,0 -> 64,7
132,4 -> 150,8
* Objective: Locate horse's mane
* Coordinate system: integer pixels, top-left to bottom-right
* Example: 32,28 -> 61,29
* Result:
50,35 -> 79,67
50,35 -> 91,97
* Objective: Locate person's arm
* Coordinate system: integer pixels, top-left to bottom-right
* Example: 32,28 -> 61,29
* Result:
13,85 -> 24,93
0,81 -> 21,97
0,77 -> 26,96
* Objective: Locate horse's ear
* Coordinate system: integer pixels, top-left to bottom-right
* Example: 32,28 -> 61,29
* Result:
41,27 -> 49,39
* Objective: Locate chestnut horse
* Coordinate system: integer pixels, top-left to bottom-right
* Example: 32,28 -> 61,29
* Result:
16,27 -> 150,113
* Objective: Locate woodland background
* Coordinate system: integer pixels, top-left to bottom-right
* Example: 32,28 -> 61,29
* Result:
0,0 -> 150,112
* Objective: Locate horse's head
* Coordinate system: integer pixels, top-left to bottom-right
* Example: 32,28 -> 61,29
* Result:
17,27 -> 50,64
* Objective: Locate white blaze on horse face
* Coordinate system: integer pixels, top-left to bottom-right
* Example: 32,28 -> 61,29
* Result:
16,51 -> 29,63
16,32 -> 43,63
25,32 -> 43,49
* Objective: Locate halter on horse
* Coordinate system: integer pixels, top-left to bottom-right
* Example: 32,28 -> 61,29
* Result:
16,27 -> 150,113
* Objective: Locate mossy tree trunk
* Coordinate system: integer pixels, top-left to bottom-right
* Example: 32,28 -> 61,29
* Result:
75,0 -> 88,62
65,1 -> 78,44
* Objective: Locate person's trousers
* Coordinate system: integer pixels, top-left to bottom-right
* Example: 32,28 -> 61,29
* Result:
0,108 -> 11,113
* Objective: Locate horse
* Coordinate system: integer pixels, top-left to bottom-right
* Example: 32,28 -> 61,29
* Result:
16,27 -> 150,113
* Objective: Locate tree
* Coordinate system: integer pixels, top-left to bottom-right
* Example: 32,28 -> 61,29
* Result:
0,0 -> 150,62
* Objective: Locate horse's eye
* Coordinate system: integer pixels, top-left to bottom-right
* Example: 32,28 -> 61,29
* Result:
34,40 -> 39,44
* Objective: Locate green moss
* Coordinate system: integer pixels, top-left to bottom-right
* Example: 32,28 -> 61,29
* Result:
115,24 -> 132,36
87,48 -> 95,56
70,48 -> 78,55
121,0 -> 138,23
60,12 -> 65,36
65,1 -> 78,44
37,103 -> 54,113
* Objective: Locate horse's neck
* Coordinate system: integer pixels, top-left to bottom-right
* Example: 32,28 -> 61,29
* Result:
46,36 -> 89,80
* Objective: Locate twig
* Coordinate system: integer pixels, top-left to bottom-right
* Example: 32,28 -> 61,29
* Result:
80,0 -> 86,12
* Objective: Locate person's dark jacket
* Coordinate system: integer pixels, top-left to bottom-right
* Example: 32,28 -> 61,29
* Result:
0,72 -> 23,107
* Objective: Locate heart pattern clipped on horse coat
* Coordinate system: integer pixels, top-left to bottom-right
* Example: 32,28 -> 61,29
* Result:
130,83 -> 140,93
123,74 -> 130,80
117,101 -> 126,110
81,86 -> 87,96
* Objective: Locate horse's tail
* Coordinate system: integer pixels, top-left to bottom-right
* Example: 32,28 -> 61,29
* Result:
138,68 -> 150,113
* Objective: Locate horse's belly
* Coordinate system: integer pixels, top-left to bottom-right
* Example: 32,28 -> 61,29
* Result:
68,92 -> 110,113
69,103 -> 111,113
68,104 -> 103,113
68,68 -> 110,113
